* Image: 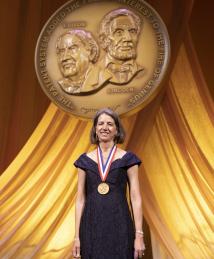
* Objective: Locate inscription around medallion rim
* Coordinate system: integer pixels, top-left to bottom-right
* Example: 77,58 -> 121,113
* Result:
35,0 -> 170,119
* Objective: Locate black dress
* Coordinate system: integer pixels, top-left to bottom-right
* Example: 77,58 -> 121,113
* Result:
74,151 -> 141,259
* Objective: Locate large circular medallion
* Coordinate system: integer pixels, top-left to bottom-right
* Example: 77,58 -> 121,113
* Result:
35,0 -> 170,119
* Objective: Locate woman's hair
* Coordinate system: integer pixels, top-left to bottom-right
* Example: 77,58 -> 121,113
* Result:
90,108 -> 126,144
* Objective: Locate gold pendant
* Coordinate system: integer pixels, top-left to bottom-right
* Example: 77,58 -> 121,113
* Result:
97,182 -> 109,195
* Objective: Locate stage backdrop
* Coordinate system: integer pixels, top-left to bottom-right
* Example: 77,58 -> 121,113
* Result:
0,0 -> 214,258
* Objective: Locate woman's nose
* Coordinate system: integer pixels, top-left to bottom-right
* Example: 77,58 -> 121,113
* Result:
102,123 -> 108,130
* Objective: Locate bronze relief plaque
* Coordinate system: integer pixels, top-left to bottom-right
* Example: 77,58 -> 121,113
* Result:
35,0 -> 170,119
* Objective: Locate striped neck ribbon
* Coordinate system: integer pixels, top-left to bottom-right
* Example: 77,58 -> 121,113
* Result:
97,145 -> 117,181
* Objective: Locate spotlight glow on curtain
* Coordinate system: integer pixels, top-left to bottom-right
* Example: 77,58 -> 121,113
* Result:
0,34 -> 214,258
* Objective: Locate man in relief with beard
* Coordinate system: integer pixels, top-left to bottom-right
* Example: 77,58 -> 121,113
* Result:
97,8 -> 144,85
56,29 -> 100,94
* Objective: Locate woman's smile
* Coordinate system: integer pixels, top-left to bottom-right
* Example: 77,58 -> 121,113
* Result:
96,114 -> 117,142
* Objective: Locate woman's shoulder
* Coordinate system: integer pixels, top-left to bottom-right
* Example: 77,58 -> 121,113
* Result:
116,147 -> 138,158
73,152 -> 88,170
115,147 -> 127,160
119,149 -> 142,168
75,149 -> 98,165
86,149 -> 97,161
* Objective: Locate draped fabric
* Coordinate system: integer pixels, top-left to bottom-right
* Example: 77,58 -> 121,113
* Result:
1,0 -> 214,258
132,34 -> 214,258
0,0 -> 194,174
1,33 -> 213,258
0,106 -> 137,258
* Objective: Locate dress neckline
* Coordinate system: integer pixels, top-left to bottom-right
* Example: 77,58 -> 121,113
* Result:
84,151 -> 129,166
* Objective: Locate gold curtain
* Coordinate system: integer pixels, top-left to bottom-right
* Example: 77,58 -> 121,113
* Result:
0,31 -> 213,258
0,0 -> 193,173
0,105 -> 137,258
134,33 -> 214,258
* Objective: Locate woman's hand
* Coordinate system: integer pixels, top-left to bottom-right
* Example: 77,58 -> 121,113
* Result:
72,238 -> 81,258
134,235 -> 146,258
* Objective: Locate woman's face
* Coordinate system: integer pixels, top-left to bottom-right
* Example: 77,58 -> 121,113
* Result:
96,113 -> 117,143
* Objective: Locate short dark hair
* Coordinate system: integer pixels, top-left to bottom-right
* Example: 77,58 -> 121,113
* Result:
90,108 -> 126,144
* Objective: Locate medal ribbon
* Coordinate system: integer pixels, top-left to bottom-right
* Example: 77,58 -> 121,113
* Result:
97,145 -> 117,182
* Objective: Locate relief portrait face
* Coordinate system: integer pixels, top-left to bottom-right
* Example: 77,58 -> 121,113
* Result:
57,34 -> 91,79
107,15 -> 138,61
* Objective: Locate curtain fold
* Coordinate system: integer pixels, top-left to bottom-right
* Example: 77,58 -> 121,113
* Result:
130,38 -> 213,258
0,24 -> 213,259
0,104 -> 138,258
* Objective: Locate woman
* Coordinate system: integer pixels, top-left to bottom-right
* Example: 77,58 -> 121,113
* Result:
72,108 -> 145,259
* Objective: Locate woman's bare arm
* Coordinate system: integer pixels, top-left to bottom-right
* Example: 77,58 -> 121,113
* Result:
127,165 -> 145,258
72,168 -> 86,258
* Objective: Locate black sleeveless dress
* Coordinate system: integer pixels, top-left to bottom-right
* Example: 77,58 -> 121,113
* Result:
74,151 -> 141,259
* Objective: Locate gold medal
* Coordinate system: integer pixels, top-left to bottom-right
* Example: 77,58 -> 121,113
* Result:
96,145 -> 116,195
97,182 -> 109,195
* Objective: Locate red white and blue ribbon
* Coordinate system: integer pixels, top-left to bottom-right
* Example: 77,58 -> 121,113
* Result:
97,145 -> 117,181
